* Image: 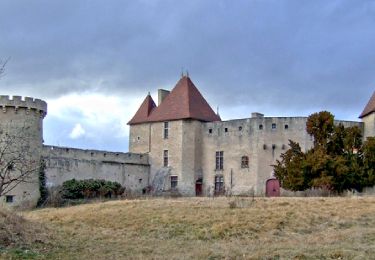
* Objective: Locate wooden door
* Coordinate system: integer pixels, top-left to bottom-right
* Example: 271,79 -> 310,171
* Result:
266,179 -> 280,197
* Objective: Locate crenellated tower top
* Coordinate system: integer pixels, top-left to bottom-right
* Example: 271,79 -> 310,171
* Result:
0,95 -> 47,117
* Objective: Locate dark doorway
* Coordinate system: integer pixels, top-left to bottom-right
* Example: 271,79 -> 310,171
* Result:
266,179 -> 280,197
214,175 -> 225,196
195,178 -> 203,196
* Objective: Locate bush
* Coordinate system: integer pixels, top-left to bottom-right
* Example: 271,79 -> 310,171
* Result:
61,179 -> 125,200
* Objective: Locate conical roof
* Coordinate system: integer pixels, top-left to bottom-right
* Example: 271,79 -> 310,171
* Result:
127,94 -> 156,124
359,91 -> 375,118
128,76 -> 221,125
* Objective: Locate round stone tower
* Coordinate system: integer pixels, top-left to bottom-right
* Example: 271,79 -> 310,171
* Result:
0,95 -> 47,208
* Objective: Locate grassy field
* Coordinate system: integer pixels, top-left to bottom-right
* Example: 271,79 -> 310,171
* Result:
1,196 -> 375,259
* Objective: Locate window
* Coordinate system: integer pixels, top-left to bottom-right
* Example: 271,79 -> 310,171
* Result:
215,151 -> 224,170
163,150 -> 169,167
214,176 -> 224,195
163,122 -> 169,139
241,156 -> 249,168
208,128 -> 212,134
284,124 -> 289,130
224,128 -> 228,133
6,195 -> 14,203
259,124 -> 263,130
139,178 -> 142,184
272,123 -> 277,129
171,176 -> 178,189
238,126 -> 243,131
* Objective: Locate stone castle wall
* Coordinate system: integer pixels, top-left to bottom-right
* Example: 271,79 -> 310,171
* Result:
42,146 -> 150,195
1,95 -> 150,208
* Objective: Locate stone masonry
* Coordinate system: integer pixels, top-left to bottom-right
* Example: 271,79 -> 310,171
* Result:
1,76 -> 375,207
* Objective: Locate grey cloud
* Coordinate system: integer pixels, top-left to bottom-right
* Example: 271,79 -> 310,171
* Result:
0,0 -> 374,116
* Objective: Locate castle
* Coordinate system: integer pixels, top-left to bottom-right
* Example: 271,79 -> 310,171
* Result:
1,76 -> 374,207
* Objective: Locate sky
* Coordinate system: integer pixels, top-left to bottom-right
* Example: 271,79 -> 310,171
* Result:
0,0 -> 374,152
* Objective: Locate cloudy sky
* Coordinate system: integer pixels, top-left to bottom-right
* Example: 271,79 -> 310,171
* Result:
0,0 -> 374,152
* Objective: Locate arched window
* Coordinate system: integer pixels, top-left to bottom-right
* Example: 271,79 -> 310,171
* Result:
241,156 -> 249,168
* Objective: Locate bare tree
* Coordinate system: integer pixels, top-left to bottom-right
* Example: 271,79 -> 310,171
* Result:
0,127 -> 40,197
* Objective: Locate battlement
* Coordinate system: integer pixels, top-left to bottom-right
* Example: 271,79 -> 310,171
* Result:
0,95 -> 47,115
42,145 -> 149,165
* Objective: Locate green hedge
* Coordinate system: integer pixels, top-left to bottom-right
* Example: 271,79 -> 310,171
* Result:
61,179 -> 125,200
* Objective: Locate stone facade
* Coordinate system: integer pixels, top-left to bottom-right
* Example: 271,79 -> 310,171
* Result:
129,115 -> 364,196
0,78 -> 374,207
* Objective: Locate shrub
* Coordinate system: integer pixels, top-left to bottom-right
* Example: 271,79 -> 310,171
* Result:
61,179 -> 125,200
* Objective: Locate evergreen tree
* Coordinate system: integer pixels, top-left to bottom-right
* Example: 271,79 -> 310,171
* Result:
273,111 -> 375,193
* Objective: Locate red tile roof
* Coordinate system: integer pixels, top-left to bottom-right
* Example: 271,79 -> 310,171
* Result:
359,91 -> 375,118
127,94 -> 156,124
128,76 -> 221,125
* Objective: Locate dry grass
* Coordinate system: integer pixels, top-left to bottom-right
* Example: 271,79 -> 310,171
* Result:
1,197 -> 375,259
0,209 -> 52,258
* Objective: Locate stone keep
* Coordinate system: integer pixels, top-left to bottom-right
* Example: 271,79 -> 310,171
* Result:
129,76 -> 374,197
0,96 -> 47,207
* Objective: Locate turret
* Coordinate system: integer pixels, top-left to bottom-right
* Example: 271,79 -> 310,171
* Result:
0,95 -> 47,208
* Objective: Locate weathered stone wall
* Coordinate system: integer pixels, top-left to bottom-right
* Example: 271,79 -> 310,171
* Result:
129,116 -> 364,197
148,121 -> 185,194
130,120 -> 203,196
42,146 -> 150,195
362,112 -> 375,139
129,123 -> 151,153
201,117 -> 363,196
180,120 -> 202,196
0,96 -> 47,208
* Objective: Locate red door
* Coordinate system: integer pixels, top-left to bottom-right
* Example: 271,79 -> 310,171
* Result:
266,179 -> 280,197
195,179 -> 203,196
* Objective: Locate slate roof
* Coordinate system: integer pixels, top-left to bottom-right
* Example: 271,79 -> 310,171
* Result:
359,91 -> 375,118
128,76 -> 221,125
127,94 -> 156,124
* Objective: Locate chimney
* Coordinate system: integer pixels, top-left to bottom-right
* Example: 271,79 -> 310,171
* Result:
251,112 -> 264,118
158,89 -> 170,105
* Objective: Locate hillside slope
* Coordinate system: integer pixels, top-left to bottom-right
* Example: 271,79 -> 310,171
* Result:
2,197 -> 375,259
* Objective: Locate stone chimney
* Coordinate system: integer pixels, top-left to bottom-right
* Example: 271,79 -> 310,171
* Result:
251,112 -> 264,118
158,89 -> 170,106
